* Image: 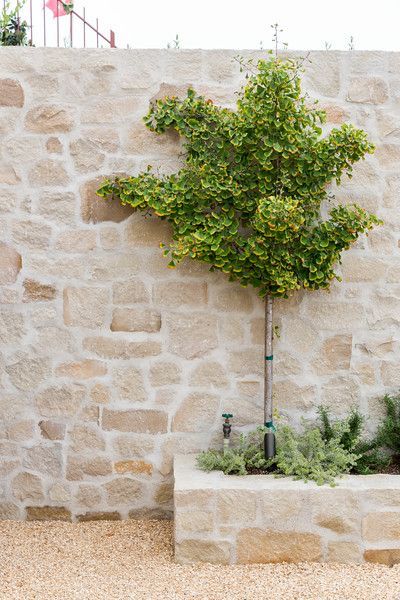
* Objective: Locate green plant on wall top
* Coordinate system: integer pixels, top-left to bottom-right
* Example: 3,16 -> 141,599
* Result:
0,0 -> 29,46
98,54 -> 381,453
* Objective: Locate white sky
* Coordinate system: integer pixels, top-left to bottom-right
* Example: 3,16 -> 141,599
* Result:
23,0 -> 400,50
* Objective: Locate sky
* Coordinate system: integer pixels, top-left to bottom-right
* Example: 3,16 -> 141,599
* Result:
23,0 -> 400,50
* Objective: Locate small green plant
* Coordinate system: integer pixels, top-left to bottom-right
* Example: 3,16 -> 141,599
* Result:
0,0 -> 29,46
317,405 -> 390,475
376,395 -> 400,456
198,400 -> 397,485
274,424 -> 358,486
197,421 -> 359,486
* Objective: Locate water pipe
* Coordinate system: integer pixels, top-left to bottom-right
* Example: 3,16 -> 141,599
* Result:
222,413 -> 233,453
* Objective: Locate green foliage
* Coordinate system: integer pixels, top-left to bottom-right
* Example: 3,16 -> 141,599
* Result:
198,401 -> 398,485
98,56 -> 381,299
0,0 -> 29,46
197,422 -> 358,486
376,394 -> 400,455
317,405 -> 390,475
197,428 -> 272,476
274,424 -> 358,486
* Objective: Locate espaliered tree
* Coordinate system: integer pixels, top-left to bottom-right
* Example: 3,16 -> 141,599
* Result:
98,56 -> 381,457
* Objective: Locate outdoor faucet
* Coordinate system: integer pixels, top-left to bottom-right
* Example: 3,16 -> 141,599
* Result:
222,413 -> 233,453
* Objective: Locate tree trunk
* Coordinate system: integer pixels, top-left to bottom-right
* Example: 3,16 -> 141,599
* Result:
264,295 -> 276,458
264,295 -> 273,425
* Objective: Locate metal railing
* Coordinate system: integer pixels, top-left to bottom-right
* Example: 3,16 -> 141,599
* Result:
11,0 -> 116,48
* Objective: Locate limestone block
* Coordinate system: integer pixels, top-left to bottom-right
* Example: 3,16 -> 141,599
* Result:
46,137 -> 62,153
26,506 -> 71,521
237,529 -> 321,563
304,53 -> 340,97
81,127 -> 120,152
364,549 -> 400,566
23,279 -> 57,302
81,97 -> 140,124
29,159 -> 69,187
341,255 -> 388,282
328,542 -> 362,564
189,361 -> 228,388
100,227 -> 120,250
80,177 -> 134,223
12,219 -> 52,249
175,539 -> 231,565
102,409 -> 168,433
56,359 -> 107,379
216,490 -> 257,524
0,164 -> 20,184
124,120 -> 181,155
6,420 -> 35,441
259,491 -> 304,521
49,483 -> 70,503
228,348 -> 264,376
149,361 -> 181,386
37,191 -> 76,225
39,420 -> 66,440
103,478 -> 143,505
167,313 -> 218,359
114,460 -> 153,475
90,383 -> 110,405
66,456 -> 112,480
212,286 -> 253,312
25,104 -> 74,132
304,301 -> 366,332
77,511 -> 120,521
55,230 -> 97,252
347,77 -> 388,104
69,425 -> 106,453
0,242 -> 22,284
69,138 -> 104,173
75,485 -> 102,508
172,392 -> 219,432
0,78 -> 24,107
113,366 -> 146,402
313,335 -> 353,374
154,482 -> 173,504
153,281 -> 207,307
23,444 -> 63,477
124,214 -> 172,247
36,385 -> 85,418
176,510 -> 214,533
83,337 -> 161,359
112,435 -> 155,459
274,379 -> 317,412
0,503 -> 20,520
63,286 -> 109,328
363,512 -> 400,542
113,281 -> 149,307
111,307 -> 161,332
6,356 -> 50,391
12,472 -> 43,502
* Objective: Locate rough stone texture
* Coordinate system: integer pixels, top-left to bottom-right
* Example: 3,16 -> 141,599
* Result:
0,48 -> 399,520
174,455 -> 400,564
0,78 -> 24,107
110,307 -> 161,332
237,529 -> 322,564
0,242 -> 22,284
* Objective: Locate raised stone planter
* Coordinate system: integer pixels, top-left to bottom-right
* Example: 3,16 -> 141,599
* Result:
174,455 -> 400,565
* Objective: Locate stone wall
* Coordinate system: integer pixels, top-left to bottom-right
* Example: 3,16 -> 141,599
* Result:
175,455 -> 400,565
0,48 -> 398,521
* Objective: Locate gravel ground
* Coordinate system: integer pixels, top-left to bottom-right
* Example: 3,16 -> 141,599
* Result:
1,520 -> 400,600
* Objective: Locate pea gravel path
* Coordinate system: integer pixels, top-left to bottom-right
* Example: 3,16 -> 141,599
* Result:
1,520 -> 400,600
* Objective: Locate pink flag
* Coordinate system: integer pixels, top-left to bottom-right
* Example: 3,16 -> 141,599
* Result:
45,0 -> 72,18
